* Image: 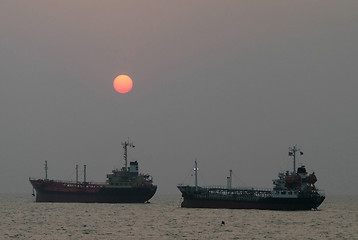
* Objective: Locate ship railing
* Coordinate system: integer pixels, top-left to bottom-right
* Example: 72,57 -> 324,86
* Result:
67,180 -> 106,185
29,177 -> 106,186
208,188 -> 271,194
178,184 -> 272,193
202,185 -> 272,192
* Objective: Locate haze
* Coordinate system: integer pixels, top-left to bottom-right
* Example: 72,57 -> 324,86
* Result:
1,1 -> 357,196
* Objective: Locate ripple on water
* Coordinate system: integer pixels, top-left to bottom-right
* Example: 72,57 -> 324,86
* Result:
0,195 -> 357,240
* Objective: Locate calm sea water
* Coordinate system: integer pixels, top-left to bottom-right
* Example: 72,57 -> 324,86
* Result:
1,194 -> 357,240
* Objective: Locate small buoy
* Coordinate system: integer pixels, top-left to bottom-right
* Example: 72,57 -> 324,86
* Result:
221,221 -> 225,225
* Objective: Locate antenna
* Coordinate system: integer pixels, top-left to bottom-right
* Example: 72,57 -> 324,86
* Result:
122,139 -> 135,171
83,165 -> 86,182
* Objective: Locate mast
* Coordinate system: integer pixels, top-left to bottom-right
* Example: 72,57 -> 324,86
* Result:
194,160 -> 198,191
227,169 -> 232,189
84,165 -> 86,182
76,165 -> 79,183
289,145 -> 303,174
122,140 -> 135,171
44,160 -> 48,180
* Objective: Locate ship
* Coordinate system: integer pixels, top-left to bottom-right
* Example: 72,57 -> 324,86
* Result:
177,146 -> 325,210
29,140 -> 157,203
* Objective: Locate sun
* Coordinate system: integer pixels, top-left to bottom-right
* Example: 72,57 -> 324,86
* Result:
113,75 -> 133,93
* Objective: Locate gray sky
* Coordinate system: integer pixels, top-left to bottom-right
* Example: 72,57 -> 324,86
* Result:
1,1 -> 357,196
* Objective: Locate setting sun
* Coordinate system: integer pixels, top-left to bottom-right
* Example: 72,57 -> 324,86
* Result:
113,75 -> 133,93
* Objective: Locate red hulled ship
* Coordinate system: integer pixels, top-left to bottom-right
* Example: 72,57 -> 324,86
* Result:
30,140 -> 157,203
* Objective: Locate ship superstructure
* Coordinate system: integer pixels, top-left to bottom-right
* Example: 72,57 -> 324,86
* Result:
178,146 -> 325,210
30,140 -> 157,203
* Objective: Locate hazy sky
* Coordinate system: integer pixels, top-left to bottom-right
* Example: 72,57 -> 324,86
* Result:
1,1 -> 357,196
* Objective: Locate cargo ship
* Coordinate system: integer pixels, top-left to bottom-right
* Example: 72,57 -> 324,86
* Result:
177,146 -> 325,210
29,140 -> 157,203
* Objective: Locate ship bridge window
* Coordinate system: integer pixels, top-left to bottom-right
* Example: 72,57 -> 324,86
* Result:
288,191 -> 292,195
281,191 -> 286,195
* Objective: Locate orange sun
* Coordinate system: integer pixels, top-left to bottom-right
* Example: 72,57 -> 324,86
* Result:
113,75 -> 133,93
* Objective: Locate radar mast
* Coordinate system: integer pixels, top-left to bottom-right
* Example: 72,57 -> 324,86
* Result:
122,139 -> 135,171
288,145 -> 303,173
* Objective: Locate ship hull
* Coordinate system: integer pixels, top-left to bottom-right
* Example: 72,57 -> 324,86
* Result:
30,180 -> 157,203
178,186 -> 325,210
180,196 -> 325,210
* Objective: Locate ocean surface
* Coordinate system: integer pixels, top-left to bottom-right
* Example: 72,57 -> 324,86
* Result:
1,194 -> 357,240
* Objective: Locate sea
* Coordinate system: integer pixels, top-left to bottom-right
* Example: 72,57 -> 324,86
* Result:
1,194 -> 357,240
